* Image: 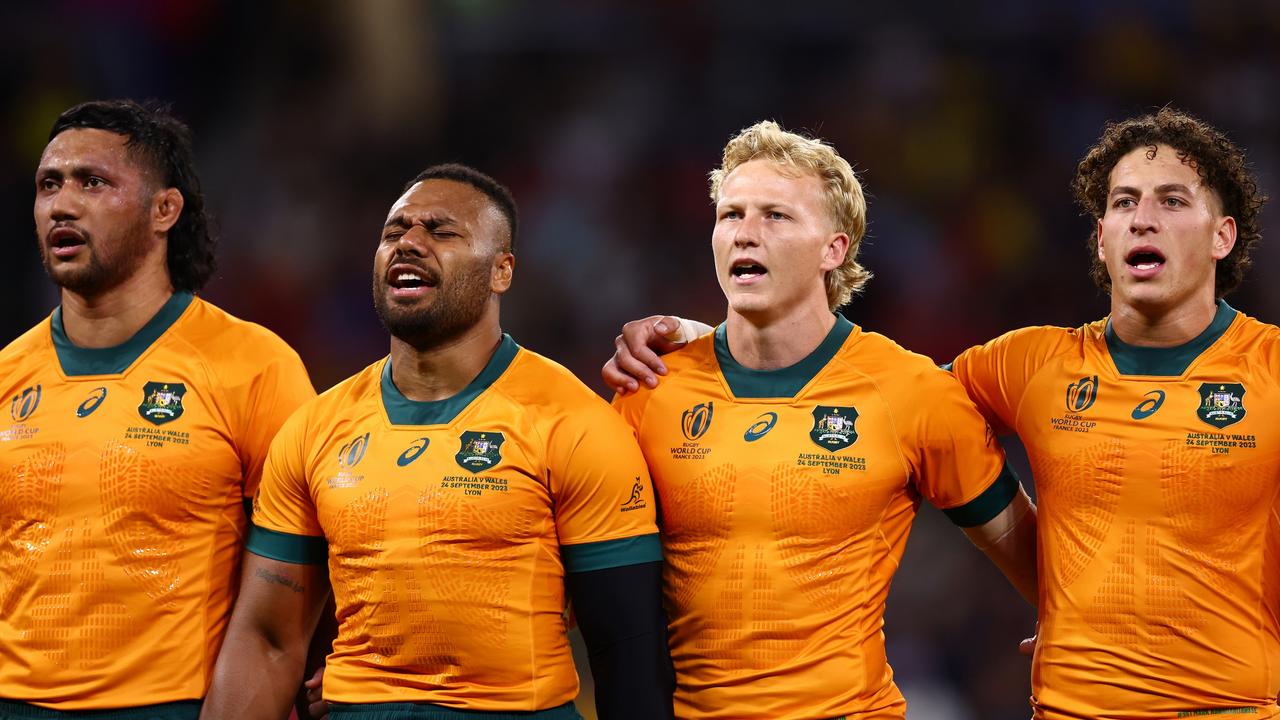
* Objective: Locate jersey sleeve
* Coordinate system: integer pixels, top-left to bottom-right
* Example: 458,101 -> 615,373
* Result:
547,394 -> 661,574
948,326 -> 1060,436
897,364 -> 1017,527
227,342 -> 316,502
245,406 -> 327,565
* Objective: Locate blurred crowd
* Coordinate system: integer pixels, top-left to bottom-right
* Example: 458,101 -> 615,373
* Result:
3,2 -> 1278,718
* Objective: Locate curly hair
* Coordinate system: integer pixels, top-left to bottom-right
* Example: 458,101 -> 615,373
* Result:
1071,107 -> 1266,298
710,120 -> 870,310
49,100 -> 216,293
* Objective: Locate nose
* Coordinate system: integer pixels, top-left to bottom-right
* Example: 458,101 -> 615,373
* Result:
43,184 -> 81,223
732,212 -> 763,247
1129,196 -> 1160,235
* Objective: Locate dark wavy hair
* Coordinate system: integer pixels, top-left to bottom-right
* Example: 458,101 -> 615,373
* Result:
1071,107 -> 1266,298
404,163 -> 518,251
49,99 -> 216,293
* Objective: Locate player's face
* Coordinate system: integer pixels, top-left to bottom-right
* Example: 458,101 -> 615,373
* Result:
34,128 -> 158,296
712,160 -> 848,322
1097,143 -> 1235,314
373,179 -> 513,349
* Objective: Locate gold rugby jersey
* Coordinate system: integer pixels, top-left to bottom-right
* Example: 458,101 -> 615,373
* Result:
249,335 -> 661,715
951,300 -> 1280,720
613,314 -> 1015,720
0,292 -> 314,711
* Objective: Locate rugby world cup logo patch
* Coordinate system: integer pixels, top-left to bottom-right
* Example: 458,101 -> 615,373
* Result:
681,402 -> 714,441
1065,375 -> 1099,413
810,405 -> 858,452
455,431 -> 504,473
138,382 -> 186,425
10,385 -> 41,422
1197,383 -> 1246,429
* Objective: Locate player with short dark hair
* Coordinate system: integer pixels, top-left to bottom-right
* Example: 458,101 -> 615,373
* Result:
0,99 -> 314,718
201,165 -> 673,720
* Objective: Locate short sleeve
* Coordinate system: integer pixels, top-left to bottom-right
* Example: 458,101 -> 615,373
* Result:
948,326 -> 1061,436
547,394 -> 661,574
245,407 -> 327,564
898,365 -> 1016,527
229,344 -> 316,500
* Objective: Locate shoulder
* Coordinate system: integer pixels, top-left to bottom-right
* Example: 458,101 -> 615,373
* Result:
300,359 -> 383,422
174,298 -> 302,364
0,316 -> 53,364
837,329 -> 953,388
952,321 -> 1093,371
498,345 -> 612,413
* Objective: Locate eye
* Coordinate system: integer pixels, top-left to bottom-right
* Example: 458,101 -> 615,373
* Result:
84,176 -> 107,189
768,210 -> 788,221
38,178 -> 60,192
719,210 -> 741,221
1163,197 -> 1184,207
1112,197 -> 1136,209
382,231 -> 404,243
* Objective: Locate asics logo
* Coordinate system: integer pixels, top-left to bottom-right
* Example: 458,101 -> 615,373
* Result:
397,437 -> 430,466
1131,390 -> 1166,420
744,412 -> 778,442
76,387 -> 108,418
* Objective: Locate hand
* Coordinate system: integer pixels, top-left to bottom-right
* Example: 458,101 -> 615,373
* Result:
602,315 -> 694,394
302,666 -> 328,720
1019,623 -> 1039,657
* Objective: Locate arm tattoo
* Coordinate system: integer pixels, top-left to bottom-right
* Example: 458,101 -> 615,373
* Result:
256,567 -> 305,593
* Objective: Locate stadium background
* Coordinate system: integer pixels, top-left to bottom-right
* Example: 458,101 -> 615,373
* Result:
2,2 -> 1278,718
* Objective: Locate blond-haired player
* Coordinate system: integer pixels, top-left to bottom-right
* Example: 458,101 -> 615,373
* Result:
608,121 -> 1037,720
608,110 -> 1280,719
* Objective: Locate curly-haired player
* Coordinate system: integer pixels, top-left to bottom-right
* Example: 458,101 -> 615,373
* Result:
605,108 -> 1279,719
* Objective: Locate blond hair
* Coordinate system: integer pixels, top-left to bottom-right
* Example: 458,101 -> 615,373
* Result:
709,120 -> 870,309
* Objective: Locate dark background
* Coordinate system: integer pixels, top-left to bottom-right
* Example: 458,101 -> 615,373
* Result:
4,2 -> 1278,718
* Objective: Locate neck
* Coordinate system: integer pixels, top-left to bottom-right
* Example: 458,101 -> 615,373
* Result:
59,267 -> 175,349
389,319 -> 503,402
724,304 -> 836,370
1109,292 -> 1219,348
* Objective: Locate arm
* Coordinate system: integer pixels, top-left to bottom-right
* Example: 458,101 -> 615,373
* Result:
962,486 -> 1038,607
602,315 -> 713,394
200,554 -> 330,720
296,595 -> 338,720
565,561 -> 674,720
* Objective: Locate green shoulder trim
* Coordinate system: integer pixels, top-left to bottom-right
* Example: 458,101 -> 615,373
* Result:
562,534 -> 663,574
1105,299 -> 1237,377
0,699 -> 201,719
715,314 -> 853,399
51,292 -> 194,377
381,335 -> 519,426
327,701 -> 582,719
942,463 -> 1019,528
246,525 -> 327,565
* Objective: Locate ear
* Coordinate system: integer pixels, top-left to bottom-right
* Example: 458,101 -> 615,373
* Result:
152,187 -> 184,235
491,251 -> 515,294
820,232 -> 850,272
1211,216 -> 1237,261
1095,219 -> 1106,262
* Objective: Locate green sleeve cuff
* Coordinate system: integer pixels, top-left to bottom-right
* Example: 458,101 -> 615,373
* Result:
563,534 -> 663,574
942,463 -> 1019,528
246,524 -> 327,565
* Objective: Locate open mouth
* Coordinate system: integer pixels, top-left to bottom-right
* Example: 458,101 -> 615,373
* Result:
1125,246 -> 1165,272
730,259 -> 768,281
387,264 -> 439,291
47,226 -> 88,257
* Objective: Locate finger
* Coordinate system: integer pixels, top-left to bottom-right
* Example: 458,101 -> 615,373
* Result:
307,700 -> 330,720
601,358 -> 640,395
657,315 -> 693,344
1018,636 -> 1037,657
620,318 -> 670,375
614,346 -> 662,388
303,666 -> 324,688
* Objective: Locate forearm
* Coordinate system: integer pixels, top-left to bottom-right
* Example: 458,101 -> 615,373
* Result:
201,628 -> 310,720
963,487 -> 1038,606
566,561 -> 674,720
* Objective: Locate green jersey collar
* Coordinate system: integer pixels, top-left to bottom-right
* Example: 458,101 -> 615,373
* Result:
715,314 -> 853,399
1105,299 -> 1237,377
381,334 -> 520,426
51,292 -> 194,377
